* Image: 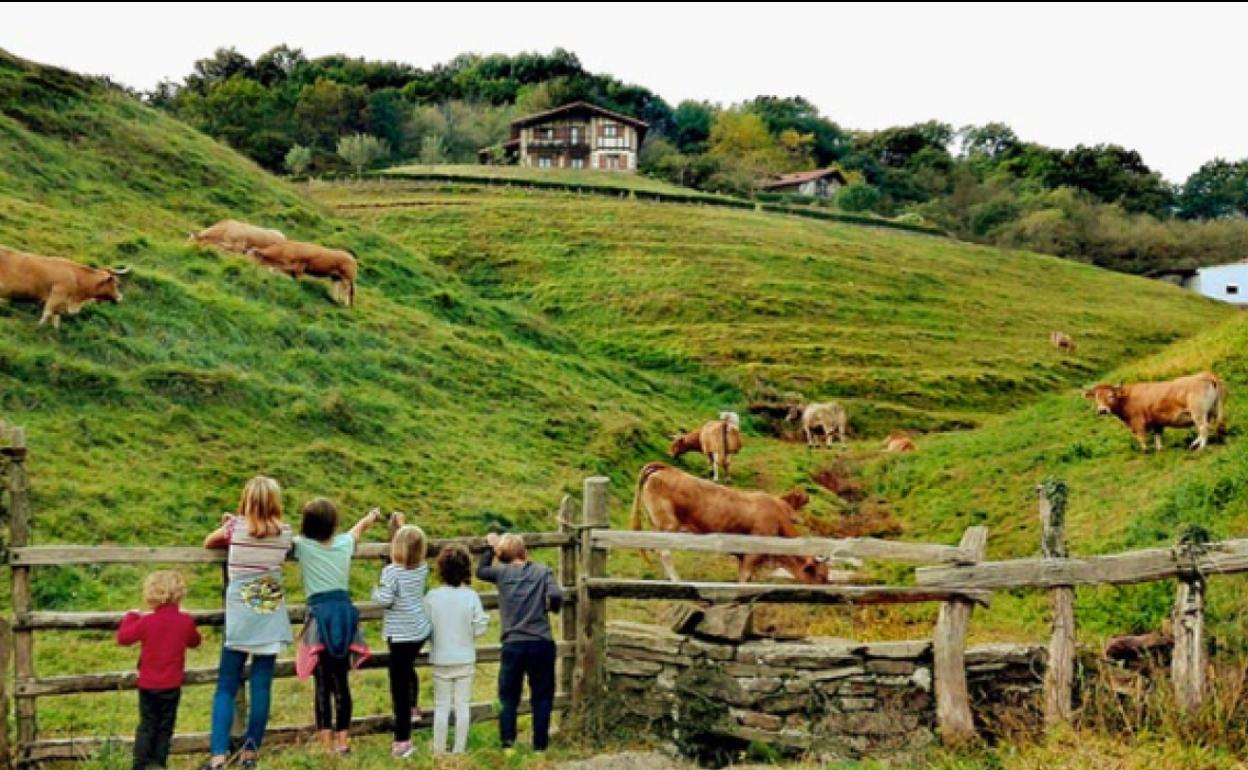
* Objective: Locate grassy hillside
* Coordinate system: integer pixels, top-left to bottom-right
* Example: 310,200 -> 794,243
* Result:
382,162 -> 734,197
317,181 -> 1228,435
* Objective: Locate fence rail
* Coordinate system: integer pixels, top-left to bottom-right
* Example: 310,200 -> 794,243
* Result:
593,529 -> 976,564
585,578 -> 990,606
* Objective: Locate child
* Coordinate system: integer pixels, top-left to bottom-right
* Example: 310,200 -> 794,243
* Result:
371,518 -> 434,758
425,544 -> 489,755
477,533 -> 562,752
202,475 -> 294,770
117,571 -> 201,770
293,499 -> 380,755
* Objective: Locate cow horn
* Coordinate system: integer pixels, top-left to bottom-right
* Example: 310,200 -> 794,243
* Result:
813,555 -> 829,563
109,266 -> 131,276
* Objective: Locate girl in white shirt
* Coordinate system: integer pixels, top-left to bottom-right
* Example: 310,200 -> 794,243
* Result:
423,543 -> 489,754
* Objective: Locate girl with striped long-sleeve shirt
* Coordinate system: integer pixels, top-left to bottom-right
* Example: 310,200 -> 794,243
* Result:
371,521 -> 432,758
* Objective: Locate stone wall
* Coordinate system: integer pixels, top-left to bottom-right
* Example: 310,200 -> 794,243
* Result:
605,620 -> 1045,759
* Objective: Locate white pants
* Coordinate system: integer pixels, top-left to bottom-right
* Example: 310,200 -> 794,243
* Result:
432,665 -> 474,754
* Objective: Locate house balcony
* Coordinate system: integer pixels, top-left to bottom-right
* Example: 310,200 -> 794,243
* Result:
526,138 -> 590,150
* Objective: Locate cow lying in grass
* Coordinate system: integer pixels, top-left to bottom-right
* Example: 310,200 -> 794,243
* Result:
1083,371 -> 1227,451
629,462 -> 830,584
189,219 -> 285,254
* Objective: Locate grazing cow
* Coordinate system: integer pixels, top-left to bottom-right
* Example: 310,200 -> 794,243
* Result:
1084,371 -> 1227,451
883,432 -> 916,453
188,219 -> 286,254
719,411 -> 741,428
1051,331 -> 1076,352
247,240 -> 358,307
669,419 -> 743,483
786,402 -> 848,448
629,462 -> 830,584
0,246 -> 129,328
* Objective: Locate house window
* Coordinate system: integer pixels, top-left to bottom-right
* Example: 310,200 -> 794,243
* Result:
537,156 -> 552,169
1227,284 -> 1240,295
538,127 -> 554,140
603,123 -> 618,138
571,158 -> 584,169
570,126 -> 581,144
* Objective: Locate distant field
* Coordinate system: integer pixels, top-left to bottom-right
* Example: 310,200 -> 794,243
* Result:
381,162 -> 734,198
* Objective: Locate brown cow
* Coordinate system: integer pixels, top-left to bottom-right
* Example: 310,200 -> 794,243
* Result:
0,246 -> 129,328
247,240 -> 358,307
1051,331 -> 1076,352
629,462 -> 829,584
1083,371 -> 1227,451
669,419 -> 743,483
188,219 -> 286,254
883,432 -> 916,453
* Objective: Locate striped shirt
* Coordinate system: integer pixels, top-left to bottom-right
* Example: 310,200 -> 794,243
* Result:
372,563 -> 432,643
225,517 -> 292,582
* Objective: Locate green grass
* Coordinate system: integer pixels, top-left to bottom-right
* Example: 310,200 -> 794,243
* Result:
382,163 -> 732,198
3,48 -> 1246,767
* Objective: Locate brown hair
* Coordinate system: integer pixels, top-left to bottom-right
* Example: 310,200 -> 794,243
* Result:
436,544 -> 472,587
300,497 -> 339,541
143,571 -> 187,609
496,533 -> 527,563
390,525 -> 427,569
238,476 -> 283,538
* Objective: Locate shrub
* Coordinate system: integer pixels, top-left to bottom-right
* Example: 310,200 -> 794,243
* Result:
283,144 -> 312,176
336,133 -> 389,175
837,181 -> 882,212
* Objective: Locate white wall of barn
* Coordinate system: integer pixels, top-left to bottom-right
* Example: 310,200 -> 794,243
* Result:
1190,264 -> 1248,305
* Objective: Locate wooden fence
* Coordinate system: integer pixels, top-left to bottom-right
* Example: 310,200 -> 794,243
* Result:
1,422 -> 1241,765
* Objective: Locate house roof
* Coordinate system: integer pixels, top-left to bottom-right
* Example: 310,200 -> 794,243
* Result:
757,168 -> 848,190
510,101 -> 649,131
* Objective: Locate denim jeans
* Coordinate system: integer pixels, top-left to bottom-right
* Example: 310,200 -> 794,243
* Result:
209,647 -> 276,757
497,639 -> 556,750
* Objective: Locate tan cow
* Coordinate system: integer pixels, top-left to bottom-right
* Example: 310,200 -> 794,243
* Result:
1083,371 -> 1227,451
1051,331 -> 1076,352
629,462 -> 829,584
0,246 -> 129,328
786,402 -> 848,448
883,433 -> 917,453
188,219 -> 286,254
669,419 -> 743,483
247,240 -> 358,307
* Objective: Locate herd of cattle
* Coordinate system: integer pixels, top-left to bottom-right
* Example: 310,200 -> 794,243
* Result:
0,226 -> 1233,587
631,361 -> 1231,585
0,219 -> 355,328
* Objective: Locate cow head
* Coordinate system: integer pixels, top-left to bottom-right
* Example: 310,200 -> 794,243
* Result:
1083,384 -> 1123,417
792,555 -> 830,584
668,430 -> 695,458
785,405 -> 804,423
92,266 -> 130,303
780,488 -> 810,511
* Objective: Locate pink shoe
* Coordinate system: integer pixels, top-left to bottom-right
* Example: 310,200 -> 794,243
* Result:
391,741 -> 414,758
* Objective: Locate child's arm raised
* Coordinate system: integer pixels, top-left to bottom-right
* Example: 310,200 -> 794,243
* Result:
544,566 -> 564,614
203,513 -> 233,549
348,508 -> 383,541
476,534 -> 500,583
116,611 -> 144,646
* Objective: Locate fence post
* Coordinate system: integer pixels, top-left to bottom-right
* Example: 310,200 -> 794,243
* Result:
557,495 -> 579,716
1172,577 -> 1205,715
933,525 -> 987,745
6,428 -> 34,760
1039,479 -> 1075,727
0,618 -> 9,770
571,477 -> 608,736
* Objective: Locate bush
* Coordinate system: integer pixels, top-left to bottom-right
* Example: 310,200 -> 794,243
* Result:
837,181 -> 882,212
336,133 -> 389,175
284,144 -> 312,176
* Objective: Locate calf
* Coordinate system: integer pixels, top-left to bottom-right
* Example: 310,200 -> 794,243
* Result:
883,432 -> 916,453
1084,371 -> 1227,451
1051,331 -> 1076,352
0,246 -> 128,328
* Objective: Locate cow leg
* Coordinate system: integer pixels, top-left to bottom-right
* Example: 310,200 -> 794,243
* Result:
1154,430 -> 1163,453
722,455 -> 731,484
804,427 -> 813,448
658,550 -> 681,582
1191,420 -> 1209,451
709,452 -> 721,483
738,554 -> 762,583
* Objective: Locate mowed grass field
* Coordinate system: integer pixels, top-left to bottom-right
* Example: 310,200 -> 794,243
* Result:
4,49 -> 1248,768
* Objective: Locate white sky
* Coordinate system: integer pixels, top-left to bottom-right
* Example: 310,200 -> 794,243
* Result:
3,2 -> 1245,182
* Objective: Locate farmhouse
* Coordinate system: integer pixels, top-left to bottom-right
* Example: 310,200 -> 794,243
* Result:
478,101 -> 648,172
758,167 -> 848,199
1161,262 -> 1248,306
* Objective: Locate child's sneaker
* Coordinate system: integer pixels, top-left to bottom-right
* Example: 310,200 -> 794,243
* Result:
391,741 -> 414,759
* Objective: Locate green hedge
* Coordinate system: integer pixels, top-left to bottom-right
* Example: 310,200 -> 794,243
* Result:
758,204 -> 947,237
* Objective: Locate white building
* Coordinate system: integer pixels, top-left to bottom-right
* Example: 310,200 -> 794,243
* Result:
1179,263 -> 1248,306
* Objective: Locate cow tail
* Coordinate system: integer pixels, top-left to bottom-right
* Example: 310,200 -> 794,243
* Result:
630,463 -> 664,565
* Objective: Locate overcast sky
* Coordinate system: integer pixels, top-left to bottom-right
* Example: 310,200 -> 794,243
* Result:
4,2 -> 1244,182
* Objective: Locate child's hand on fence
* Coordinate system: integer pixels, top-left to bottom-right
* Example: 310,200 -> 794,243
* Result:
486,532 -> 500,550
388,511 -> 405,537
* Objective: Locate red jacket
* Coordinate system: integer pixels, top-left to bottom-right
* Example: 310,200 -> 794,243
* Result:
117,604 -> 202,690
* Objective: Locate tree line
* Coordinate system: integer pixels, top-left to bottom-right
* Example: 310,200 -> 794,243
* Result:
147,46 -> 1248,276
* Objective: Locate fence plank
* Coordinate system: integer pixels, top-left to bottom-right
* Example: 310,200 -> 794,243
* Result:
572,477 -> 608,733
1172,577 -> 1205,715
933,526 -> 987,745
586,578 -> 989,606
16,642 -> 575,697
8,427 -> 36,753
594,530 -> 974,565
557,495 -> 579,713
19,695 -> 570,764
915,537 -> 1248,589
16,590 -> 577,631
0,618 -> 10,770
10,531 -> 572,566
1040,482 -> 1074,728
